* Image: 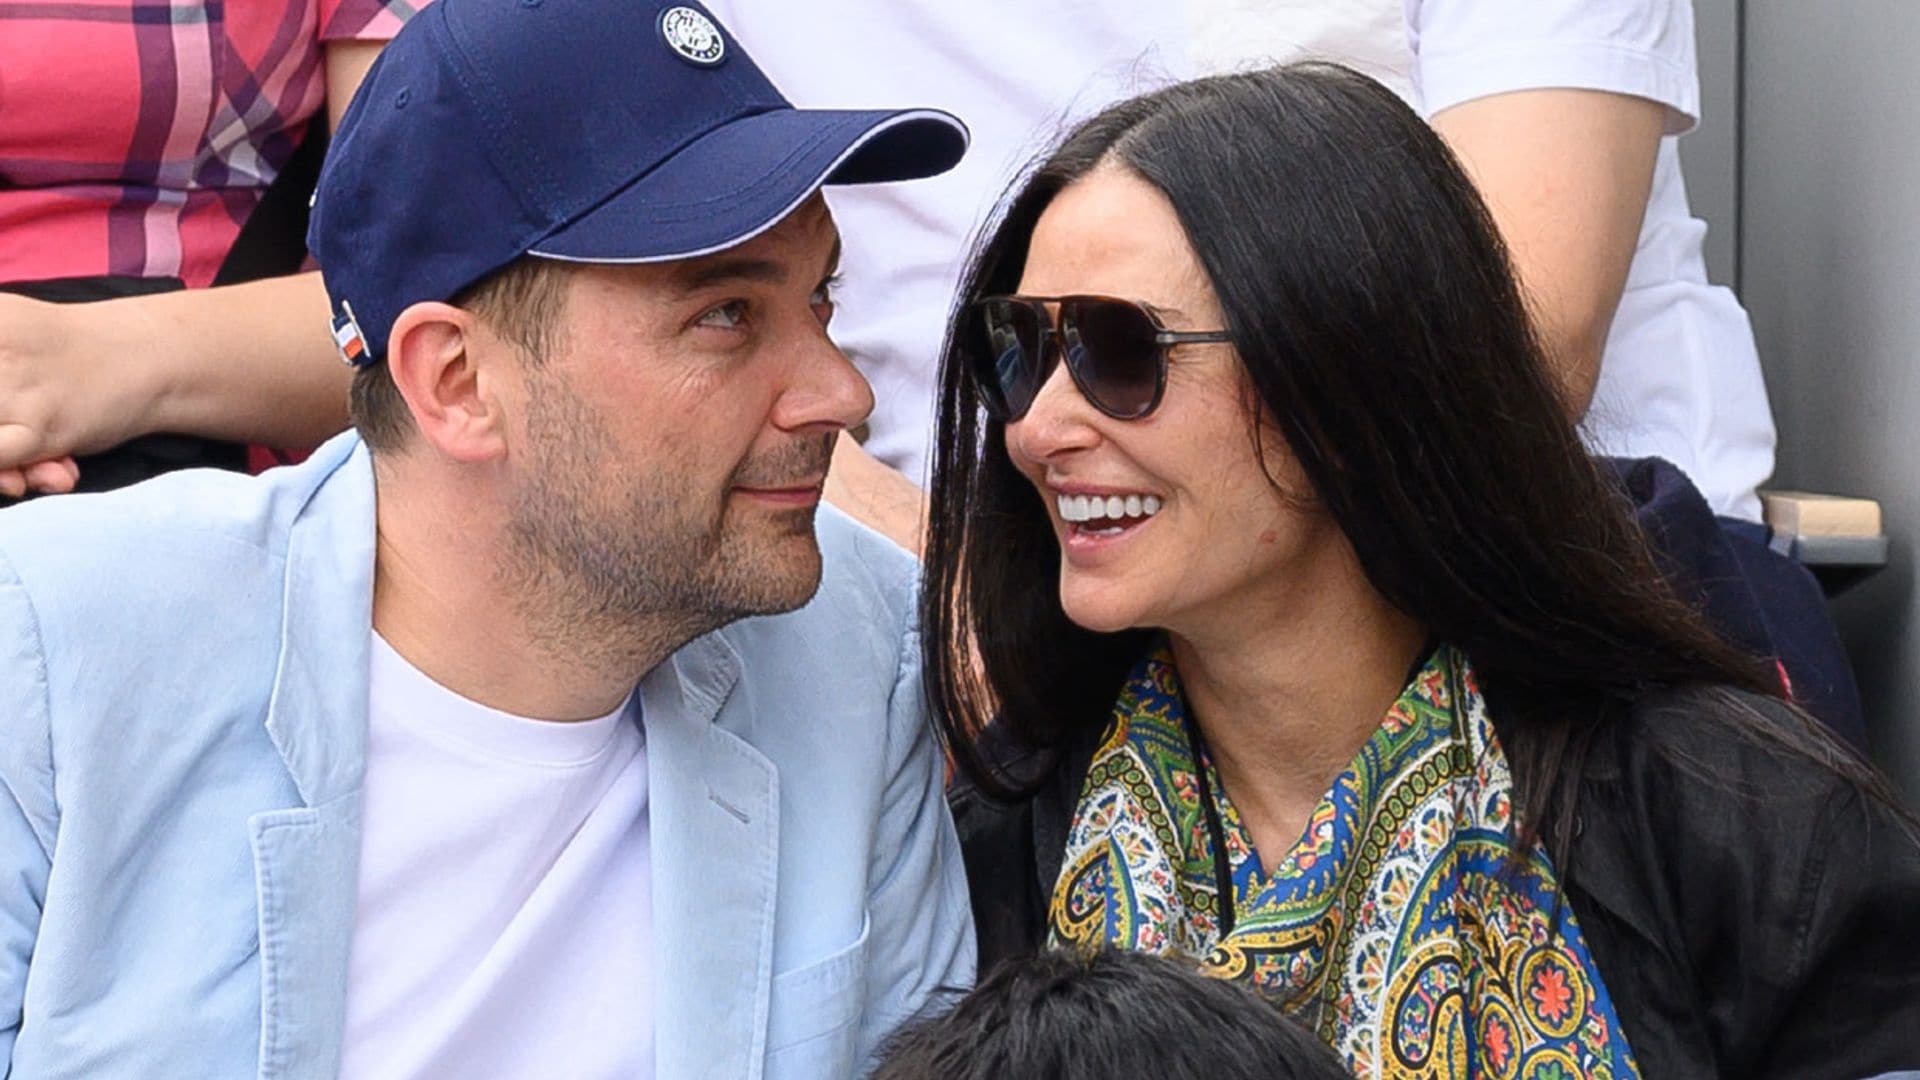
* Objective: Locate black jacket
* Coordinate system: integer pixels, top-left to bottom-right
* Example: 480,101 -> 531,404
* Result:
949,687 -> 1920,1078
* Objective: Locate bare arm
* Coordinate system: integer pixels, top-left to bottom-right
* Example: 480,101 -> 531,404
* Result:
1430,88 -> 1667,417
323,38 -> 384,131
825,430 -> 928,555
0,39 -> 387,491
92,39 -> 385,449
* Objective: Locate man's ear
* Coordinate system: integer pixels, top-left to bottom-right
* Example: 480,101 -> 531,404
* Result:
385,301 -> 508,464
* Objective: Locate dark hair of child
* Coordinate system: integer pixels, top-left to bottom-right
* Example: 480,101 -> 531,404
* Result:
869,948 -> 1351,1080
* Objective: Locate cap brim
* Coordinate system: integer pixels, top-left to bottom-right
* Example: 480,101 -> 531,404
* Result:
527,107 -> 967,263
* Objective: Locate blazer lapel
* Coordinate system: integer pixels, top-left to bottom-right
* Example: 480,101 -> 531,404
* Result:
254,437 -> 379,1080
643,631 -> 781,1080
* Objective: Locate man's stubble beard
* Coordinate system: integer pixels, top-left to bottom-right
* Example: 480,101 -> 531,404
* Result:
499,368 -> 832,672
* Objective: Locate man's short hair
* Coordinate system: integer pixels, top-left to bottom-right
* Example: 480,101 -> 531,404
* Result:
350,257 -> 574,452
869,949 -> 1350,1080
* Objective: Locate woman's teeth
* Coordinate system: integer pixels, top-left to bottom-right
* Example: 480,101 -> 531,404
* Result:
1055,493 -> 1163,526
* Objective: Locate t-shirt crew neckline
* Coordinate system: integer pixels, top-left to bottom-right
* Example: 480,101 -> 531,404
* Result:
369,631 -> 638,768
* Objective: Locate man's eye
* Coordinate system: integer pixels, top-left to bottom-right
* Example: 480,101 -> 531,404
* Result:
811,275 -> 841,323
696,300 -> 748,329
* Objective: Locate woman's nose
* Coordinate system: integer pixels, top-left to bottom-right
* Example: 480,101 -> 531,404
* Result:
1006,357 -> 1101,464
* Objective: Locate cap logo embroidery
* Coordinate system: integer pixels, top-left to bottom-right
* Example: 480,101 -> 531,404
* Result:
659,7 -> 725,66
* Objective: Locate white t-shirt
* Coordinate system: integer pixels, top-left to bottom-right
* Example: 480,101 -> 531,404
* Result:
711,0 -> 1773,519
338,634 -> 653,1079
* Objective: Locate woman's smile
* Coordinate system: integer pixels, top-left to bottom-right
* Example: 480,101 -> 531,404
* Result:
1055,494 -> 1163,563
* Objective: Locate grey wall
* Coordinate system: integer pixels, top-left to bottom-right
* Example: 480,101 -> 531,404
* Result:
1681,0 -> 1742,287
1739,1 -> 1920,799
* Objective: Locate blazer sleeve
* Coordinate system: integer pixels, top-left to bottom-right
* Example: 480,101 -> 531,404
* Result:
0,553 -> 57,1066
948,780 -> 1047,976
854,610 -> 976,1070
1622,692 -> 1920,1076
1752,774 -> 1920,1075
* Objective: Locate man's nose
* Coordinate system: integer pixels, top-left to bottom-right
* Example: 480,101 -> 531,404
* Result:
776,331 -> 875,433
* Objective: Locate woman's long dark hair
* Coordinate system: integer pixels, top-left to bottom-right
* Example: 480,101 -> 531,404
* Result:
922,63 -> 1883,857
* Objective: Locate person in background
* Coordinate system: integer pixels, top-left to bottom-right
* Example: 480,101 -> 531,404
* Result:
0,0 -> 423,495
931,65 -> 1920,1079
718,0 -> 1766,524
713,0 -> 1866,741
0,1 -> 1775,524
0,2 -> 973,1075
3,0 -> 1859,736
870,949 -> 1351,1080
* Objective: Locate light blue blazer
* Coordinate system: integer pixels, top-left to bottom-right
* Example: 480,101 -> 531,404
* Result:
0,433 -> 974,1079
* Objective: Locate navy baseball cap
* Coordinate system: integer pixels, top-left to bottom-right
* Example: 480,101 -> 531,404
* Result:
309,0 -> 968,365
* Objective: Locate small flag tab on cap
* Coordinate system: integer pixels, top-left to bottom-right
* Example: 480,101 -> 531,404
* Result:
331,301 -> 369,367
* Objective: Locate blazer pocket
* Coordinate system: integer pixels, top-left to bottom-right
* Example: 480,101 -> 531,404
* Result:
763,912 -> 871,1072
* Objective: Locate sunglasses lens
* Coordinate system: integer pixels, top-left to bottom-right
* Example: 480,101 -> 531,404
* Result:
1063,300 -> 1161,418
975,299 -> 1046,419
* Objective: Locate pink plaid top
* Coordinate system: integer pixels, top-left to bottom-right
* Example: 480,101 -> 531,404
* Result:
0,0 -> 422,288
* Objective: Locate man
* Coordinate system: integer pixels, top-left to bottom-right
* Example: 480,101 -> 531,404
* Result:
0,1 -> 971,1076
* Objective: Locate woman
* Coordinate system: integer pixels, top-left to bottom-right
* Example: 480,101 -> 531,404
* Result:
803,0 -> 1864,747
928,65 -> 1920,1078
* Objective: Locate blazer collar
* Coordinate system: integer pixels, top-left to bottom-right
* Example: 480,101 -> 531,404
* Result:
264,434 -> 378,808
253,433 -> 378,1078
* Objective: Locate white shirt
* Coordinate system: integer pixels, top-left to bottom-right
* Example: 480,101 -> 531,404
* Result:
339,634 -> 653,1080
712,0 -> 1773,519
